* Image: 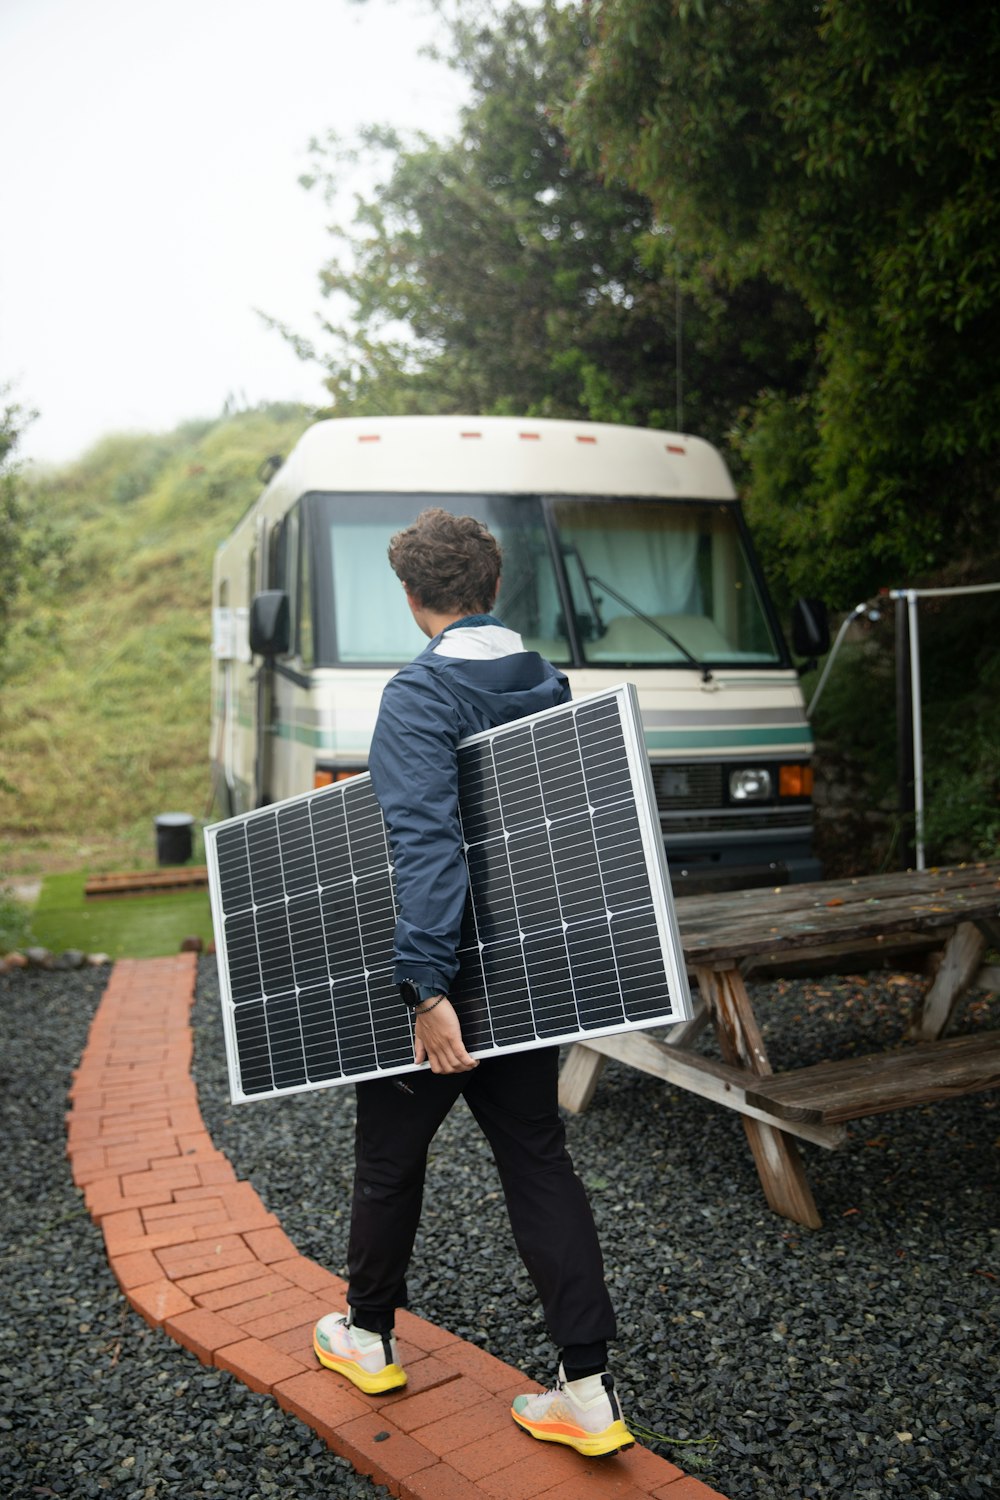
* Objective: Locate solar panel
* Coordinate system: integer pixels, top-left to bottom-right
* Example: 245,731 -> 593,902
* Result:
206,683 -> 692,1103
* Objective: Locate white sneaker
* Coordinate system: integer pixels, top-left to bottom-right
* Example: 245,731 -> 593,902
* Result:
511,1364 -> 633,1457
313,1311 -> 407,1394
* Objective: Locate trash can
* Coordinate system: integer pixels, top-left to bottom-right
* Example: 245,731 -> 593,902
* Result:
155,812 -> 194,866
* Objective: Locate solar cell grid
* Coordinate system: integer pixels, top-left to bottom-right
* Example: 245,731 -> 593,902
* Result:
206,683 -> 691,1103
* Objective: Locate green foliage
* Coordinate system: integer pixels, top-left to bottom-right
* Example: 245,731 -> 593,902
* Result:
809,583 -> 1000,868
0,391 -> 37,684
0,885 -> 34,954
566,0 -> 1000,604
910,584 -> 1000,862
1,404 -> 312,873
286,1 -> 812,447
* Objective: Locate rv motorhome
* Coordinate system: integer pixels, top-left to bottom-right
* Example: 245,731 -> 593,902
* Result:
210,415 -> 828,893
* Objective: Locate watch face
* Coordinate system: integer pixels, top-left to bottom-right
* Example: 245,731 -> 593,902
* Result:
399,980 -> 444,1007
399,981 -> 420,1009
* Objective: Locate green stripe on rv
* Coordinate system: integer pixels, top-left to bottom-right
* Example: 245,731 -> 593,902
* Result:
267,721 -> 813,753
644,726 -> 813,749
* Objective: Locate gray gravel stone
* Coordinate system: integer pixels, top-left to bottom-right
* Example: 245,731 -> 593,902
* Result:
191,963 -> 999,1500
3,959 -> 997,1499
0,966 -> 391,1500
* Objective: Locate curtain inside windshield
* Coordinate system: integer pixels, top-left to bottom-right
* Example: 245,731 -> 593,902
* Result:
314,494 -> 571,664
552,499 -> 780,664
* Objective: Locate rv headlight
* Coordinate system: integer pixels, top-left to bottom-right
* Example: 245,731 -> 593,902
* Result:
729,768 -> 773,802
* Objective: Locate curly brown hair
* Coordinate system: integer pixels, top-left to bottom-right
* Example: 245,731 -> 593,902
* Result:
387,508 -> 502,615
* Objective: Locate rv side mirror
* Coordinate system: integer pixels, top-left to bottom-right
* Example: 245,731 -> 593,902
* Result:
249,590 -> 290,657
790,597 -> 830,658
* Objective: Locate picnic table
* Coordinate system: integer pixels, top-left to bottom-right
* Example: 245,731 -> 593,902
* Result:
559,862 -> 1000,1228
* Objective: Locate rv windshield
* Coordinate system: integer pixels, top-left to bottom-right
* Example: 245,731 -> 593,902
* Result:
309,492 -> 781,667
551,498 -> 781,666
311,493 -> 570,664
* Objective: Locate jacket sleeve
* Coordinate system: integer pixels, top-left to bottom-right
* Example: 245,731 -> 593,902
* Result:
367,669 -> 467,993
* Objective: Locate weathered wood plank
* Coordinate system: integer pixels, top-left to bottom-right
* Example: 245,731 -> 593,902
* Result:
560,1032 -> 845,1149
84,866 -> 210,899
676,863 -> 1000,926
695,965 -> 823,1229
661,999 -> 711,1049
906,921 -> 988,1040
558,1044 -> 607,1114
745,1030 -> 1000,1125
674,863 -> 1000,966
741,930 -> 942,980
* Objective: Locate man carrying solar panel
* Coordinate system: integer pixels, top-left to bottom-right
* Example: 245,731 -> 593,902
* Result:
312,508 -> 633,1459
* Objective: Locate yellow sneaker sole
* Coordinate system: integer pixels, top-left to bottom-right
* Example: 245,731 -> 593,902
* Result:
313,1334 -> 407,1394
511,1409 -> 634,1458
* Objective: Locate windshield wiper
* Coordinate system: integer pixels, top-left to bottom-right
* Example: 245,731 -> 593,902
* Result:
585,573 -> 713,683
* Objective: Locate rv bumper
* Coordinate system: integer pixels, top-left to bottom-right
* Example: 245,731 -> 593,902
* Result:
663,832 -> 822,896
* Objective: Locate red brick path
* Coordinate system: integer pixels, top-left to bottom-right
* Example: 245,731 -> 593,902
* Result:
67,955 -> 729,1500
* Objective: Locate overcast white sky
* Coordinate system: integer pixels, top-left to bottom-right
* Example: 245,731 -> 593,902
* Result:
0,0 -> 466,466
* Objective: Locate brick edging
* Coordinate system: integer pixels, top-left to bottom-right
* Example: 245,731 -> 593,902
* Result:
67,955 -> 728,1500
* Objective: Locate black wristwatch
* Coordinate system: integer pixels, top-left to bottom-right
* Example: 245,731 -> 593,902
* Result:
399,980 -> 446,1009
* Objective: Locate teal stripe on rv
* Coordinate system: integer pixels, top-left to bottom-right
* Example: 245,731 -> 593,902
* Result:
644,726 -> 814,750
267,719 -> 813,754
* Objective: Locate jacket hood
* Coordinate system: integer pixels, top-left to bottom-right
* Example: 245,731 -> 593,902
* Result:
419,641 -> 571,738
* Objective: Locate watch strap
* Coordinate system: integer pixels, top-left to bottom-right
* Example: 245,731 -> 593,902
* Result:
399,980 -> 447,1009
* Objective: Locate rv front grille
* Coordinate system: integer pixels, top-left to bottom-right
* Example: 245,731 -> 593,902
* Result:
650,761 -> 812,838
650,762 -> 725,812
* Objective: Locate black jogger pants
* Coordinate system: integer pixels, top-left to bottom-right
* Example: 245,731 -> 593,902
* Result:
346,1044 -> 616,1355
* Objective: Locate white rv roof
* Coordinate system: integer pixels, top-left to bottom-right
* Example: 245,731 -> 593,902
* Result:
264,415 -> 737,504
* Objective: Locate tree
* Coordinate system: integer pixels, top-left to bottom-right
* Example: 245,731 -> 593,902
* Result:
284,1 -> 812,449
566,0 -> 1000,603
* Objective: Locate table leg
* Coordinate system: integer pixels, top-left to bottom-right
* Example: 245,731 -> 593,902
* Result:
558,999 -> 708,1113
695,964 -> 822,1230
558,1044 -> 607,1113
907,921 -> 989,1041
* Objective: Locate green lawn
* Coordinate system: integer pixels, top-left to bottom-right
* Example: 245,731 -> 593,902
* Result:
30,872 -> 215,960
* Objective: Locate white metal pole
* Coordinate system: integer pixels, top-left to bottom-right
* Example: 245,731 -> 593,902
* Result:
906,589 -> 926,870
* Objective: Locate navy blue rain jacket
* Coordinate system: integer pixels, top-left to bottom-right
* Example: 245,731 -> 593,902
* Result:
368,617 -> 571,993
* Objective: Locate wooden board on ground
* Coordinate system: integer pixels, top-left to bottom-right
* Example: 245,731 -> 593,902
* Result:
84,867 -> 210,899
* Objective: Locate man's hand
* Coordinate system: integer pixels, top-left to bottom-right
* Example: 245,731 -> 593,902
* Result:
413,997 -> 477,1074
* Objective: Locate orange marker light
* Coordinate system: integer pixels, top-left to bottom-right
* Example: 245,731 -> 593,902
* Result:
315,768 -> 362,788
779,764 -> 814,797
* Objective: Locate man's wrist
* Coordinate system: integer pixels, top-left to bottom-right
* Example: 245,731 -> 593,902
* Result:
399,979 -> 448,1010
412,994 -> 448,1016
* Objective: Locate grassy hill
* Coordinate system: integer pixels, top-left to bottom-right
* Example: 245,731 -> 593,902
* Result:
1,404 -> 313,876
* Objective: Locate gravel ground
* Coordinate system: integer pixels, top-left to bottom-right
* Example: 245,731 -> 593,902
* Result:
192,963 -> 999,1500
0,967 -> 391,1500
2,962 -> 997,1500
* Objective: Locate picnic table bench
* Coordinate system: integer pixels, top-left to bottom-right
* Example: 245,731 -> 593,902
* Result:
559,861 -> 1000,1229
